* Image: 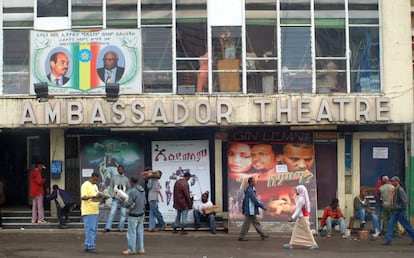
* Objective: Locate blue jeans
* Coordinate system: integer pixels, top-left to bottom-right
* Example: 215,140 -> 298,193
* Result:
83,214 -> 98,250
149,200 -> 165,229
173,209 -> 188,230
354,209 -> 380,234
105,198 -> 127,231
376,202 -> 383,230
127,215 -> 145,253
325,217 -> 346,235
193,209 -> 216,232
385,210 -> 414,243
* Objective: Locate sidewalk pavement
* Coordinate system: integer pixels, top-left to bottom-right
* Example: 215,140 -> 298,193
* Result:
0,229 -> 413,258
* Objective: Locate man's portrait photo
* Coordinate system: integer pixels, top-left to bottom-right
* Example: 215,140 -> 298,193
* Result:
97,49 -> 125,83
47,51 -> 70,86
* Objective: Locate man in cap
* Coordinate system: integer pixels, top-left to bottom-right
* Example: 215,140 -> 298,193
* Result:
382,176 -> 414,245
29,164 -> 47,224
172,171 -> 193,234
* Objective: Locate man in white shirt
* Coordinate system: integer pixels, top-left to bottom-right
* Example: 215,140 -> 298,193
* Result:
193,191 -> 217,234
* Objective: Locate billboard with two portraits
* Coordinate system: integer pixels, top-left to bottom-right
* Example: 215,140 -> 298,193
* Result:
30,29 -> 141,95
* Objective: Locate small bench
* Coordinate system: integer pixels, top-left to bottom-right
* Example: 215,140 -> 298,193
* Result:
348,216 -> 374,234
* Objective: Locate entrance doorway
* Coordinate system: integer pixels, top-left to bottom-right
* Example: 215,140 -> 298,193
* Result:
360,140 -> 405,187
315,141 -> 338,209
0,131 -> 49,207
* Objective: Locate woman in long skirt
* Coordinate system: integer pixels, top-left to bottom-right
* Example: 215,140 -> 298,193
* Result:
283,185 -> 319,250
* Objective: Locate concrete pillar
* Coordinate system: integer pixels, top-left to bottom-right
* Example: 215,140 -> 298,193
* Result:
49,128 -> 65,216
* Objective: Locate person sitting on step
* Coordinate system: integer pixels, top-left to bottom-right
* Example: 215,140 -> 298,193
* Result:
320,198 -> 347,238
353,187 -> 380,237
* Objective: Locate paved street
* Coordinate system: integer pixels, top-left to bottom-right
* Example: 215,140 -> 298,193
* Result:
0,229 -> 413,258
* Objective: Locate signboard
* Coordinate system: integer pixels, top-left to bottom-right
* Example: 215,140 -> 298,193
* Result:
30,29 -> 141,95
151,140 -> 211,223
80,137 -> 144,221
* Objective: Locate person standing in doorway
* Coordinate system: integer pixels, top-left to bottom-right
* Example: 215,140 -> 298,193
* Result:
238,177 -> 269,241
105,165 -> 131,232
29,164 -> 47,224
382,176 -> 414,246
172,172 -> 193,234
81,172 -> 101,253
283,185 -> 319,250
146,168 -> 167,232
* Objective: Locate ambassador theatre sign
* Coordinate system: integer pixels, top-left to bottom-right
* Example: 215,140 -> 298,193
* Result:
20,96 -> 390,127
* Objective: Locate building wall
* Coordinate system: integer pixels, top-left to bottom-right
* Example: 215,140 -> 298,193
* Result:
1,94 -> 411,128
0,1 -> 413,221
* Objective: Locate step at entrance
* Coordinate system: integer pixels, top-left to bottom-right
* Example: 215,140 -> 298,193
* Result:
1,207 -> 226,231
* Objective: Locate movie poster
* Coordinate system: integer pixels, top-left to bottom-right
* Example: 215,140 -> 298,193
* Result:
151,140 -> 210,223
227,130 -> 318,233
80,137 -> 144,221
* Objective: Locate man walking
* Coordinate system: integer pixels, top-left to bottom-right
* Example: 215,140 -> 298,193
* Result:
172,172 -> 193,234
238,177 -> 269,241
382,176 -> 414,245
105,165 -> 130,232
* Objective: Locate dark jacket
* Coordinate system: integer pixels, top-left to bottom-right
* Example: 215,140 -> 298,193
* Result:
242,185 -> 264,216
121,185 -> 146,217
173,178 -> 192,210
391,185 -> 408,212
47,74 -> 70,85
97,67 -> 125,83
46,188 -> 75,208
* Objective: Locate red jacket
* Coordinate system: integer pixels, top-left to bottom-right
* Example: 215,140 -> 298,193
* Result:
29,168 -> 45,197
320,205 -> 344,227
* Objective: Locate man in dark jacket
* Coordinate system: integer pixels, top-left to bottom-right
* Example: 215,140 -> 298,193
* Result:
121,177 -> 146,255
46,185 -> 75,229
238,177 -> 269,241
172,172 -> 193,234
382,176 -> 414,245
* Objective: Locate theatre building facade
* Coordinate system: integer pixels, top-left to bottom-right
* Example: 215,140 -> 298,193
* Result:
0,0 -> 413,231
